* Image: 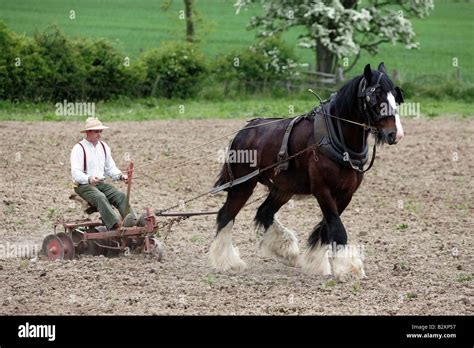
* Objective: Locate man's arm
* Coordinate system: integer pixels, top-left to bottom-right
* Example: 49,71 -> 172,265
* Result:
103,143 -> 123,181
70,144 -> 89,184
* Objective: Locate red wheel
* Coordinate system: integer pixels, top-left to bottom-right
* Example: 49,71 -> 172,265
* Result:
42,234 -> 65,261
57,232 -> 75,260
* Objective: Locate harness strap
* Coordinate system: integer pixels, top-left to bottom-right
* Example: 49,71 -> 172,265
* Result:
210,169 -> 260,194
77,141 -> 107,173
225,137 -> 235,186
275,115 -> 302,173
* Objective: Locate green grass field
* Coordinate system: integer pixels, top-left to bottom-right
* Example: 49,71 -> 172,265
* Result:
0,0 -> 472,82
0,96 -> 472,121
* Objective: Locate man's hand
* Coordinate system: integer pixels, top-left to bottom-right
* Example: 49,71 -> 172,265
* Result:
120,174 -> 129,184
88,176 -> 102,186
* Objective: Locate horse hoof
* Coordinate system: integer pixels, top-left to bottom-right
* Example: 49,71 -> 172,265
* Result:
259,220 -> 300,267
301,242 -> 332,276
331,245 -> 366,281
209,247 -> 247,272
209,222 -> 247,272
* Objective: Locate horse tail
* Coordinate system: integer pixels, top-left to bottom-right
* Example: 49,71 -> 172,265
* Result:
214,163 -> 230,190
214,119 -> 263,190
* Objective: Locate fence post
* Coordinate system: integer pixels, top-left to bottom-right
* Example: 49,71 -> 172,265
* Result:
456,66 -> 462,82
335,67 -> 344,83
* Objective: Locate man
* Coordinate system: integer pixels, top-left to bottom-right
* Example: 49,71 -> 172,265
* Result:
70,117 -> 135,230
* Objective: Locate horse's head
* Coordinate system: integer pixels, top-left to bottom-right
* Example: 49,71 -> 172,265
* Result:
359,63 -> 404,145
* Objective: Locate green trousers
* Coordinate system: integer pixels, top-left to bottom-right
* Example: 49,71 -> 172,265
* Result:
74,183 -> 134,230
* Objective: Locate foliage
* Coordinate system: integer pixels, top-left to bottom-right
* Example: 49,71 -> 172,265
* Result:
214,36 -> 299,92
0,22 -> 51,101
140,42 -> 207,98
75,38 -> 146,100
0,23 -> 148,101
235,0 -> 434,72
1,0 -> 472,81
32,25 -> 87,101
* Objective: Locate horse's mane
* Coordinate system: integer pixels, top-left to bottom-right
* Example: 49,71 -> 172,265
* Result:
332,75 -> 364,120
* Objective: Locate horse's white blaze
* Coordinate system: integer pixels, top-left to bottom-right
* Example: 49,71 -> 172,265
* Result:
209,221 -> 247,272
387,91 -> 404,142
259,218 -> 299,267
301,241 -> 332,276
387,91 -> 397,110
394,112 -> 404,142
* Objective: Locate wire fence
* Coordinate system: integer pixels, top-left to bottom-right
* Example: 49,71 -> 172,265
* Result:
216,65 -> 472,98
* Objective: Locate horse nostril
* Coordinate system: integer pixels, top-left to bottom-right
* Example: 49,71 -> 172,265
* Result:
387,132 -> 396,144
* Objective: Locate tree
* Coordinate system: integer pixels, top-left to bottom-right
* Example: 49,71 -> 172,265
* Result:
235,0 -> 434,74
184,0 -> 194,42
161,0 -> 195,42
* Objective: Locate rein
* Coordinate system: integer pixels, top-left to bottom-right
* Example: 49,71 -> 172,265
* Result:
308,89 -> 378,133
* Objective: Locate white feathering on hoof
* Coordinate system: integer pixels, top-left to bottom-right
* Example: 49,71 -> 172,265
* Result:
209,221 -> 247,272
331,244 -> 366,281
301,241 -> 332,276
259,218 -> 300,267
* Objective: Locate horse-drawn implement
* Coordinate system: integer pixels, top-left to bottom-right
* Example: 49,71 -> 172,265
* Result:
41,161 -> 216,261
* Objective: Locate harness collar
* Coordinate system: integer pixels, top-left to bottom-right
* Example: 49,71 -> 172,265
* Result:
309,80 -> 382,173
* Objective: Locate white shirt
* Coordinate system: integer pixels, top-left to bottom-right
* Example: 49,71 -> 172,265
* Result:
70,139 -> 122,184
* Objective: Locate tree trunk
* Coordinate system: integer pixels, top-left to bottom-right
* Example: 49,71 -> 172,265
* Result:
341,0 -> 358,9
184,0 -> 194,42
316,41 -> 336,74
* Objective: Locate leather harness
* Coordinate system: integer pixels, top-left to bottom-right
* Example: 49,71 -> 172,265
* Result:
277,74 -> 385,173
218,74 -> 388,192
275,115 -> 304,173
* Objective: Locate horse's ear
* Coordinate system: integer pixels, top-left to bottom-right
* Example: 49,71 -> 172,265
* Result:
395,86 -> 404,104
364,64 -> 372,84
378,62 -> 386,74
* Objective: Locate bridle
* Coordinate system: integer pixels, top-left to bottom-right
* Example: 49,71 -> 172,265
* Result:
357,72 -> 397,127
310,72 -> 395,173
309,72 -> 391,135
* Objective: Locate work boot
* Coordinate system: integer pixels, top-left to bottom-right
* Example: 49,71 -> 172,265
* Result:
123,213 -> 138,227
137,212 -> 148,227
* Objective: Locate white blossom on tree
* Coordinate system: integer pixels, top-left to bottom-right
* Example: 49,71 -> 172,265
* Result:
235,0 -> 434,73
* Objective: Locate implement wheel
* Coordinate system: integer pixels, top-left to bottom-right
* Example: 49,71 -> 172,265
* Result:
71,230 -> 87,254
57,232 -> 75,260
42,234 -> 65,261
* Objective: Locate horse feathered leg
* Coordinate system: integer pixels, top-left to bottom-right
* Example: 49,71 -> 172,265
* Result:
331,195 -> 366,280
255,191 -> 300,267
210,181 -> 256,272
302,220 -> 332,276
303,187 -> 365,280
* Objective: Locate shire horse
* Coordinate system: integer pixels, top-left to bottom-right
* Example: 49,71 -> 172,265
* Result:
210,63 -> 404,280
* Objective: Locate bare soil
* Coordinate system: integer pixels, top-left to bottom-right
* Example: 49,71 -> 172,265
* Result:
0,117 -> 472,315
